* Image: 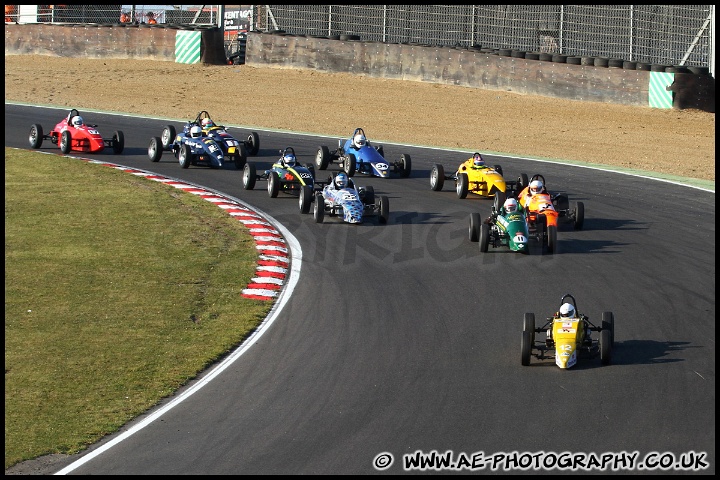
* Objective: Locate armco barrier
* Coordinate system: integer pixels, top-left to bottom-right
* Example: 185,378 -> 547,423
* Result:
5,25 -> 714,112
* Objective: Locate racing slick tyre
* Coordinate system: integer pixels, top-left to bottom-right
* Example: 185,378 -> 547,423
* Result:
246,132 -> 260,156
60,130 -> 72,154
112,130 -> 125,154
493,191 -> 507,212
517,173 -> 529,191
148,137 -> 163,162
399,154 -> 412,178
243,163 -> 257,190
378,196 -> 390,224
363,185 -> 375,205
547,225 -> 557,254
469,212 -> 481,242
234,144 -> 248,170
521,329 -> 532,366
305,163 -> 316,179
299,185 -> 313,214
313,193 -> 325,223
344,153 -> 357,177
267,171 -> 280,198
479,223 -> 490,252
178,144 -> 192,168
573,202 -> 585,230
523,312 -> 536,344
600,328 -> 612,365
555,193 -> 569,211
316,146 -> 331,170
161,125 -> 176,149
430,164 -> 445,191
603,311 -> 615,346
493,164 -> 504,177
29,124 -> 43,148
456,172 -> 469,199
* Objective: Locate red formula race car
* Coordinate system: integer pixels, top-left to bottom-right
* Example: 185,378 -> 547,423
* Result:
29,108 -> 124,154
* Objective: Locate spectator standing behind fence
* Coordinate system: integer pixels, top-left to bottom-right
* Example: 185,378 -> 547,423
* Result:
146,11 -> 157,24
120,10 -> 131,23
5,4 -> 16,23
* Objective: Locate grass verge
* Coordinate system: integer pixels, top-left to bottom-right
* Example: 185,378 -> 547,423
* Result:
4,148 -> 272,469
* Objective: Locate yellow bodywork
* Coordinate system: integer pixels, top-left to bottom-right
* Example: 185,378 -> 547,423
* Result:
456,159 -> 506,198
552,317 -> 583,369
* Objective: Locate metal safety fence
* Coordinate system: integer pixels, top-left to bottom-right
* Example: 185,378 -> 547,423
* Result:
5,5 -> 715,75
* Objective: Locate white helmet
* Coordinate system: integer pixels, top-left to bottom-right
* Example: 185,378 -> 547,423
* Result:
201,118 -> 214,129
529,180 -> 543,195
71,116 -> 84,127
282,153 -> 297,167
559,303 -> 576,318
353,134 -> 367,148
190,125 -> 202,138
503,198 -> 518,213
335,172 -> 348,188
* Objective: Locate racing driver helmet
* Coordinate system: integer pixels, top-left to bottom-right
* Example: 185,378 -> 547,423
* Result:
190,125 -> 202,138
201,118 -> 214,129
529,179 -> 544,195
503,198 -> 518,213
353,134 -> 367,148
473,153 -> 485,167
283,153 -> 297,167
559,303 -> 576,318
335,172 -> 348,189
71,116 -> 84,128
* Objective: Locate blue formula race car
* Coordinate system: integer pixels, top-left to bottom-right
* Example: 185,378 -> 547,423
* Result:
299,172 -> 389,224
148,123 -> 228,169
315,127 -> 411,179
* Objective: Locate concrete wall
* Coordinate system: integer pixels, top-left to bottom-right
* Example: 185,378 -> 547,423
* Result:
245,32 -> 715,112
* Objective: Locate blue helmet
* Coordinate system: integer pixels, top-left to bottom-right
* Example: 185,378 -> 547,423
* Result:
473,153 -> 485,167
335,172 -> 348,188
283,153 -> 296,166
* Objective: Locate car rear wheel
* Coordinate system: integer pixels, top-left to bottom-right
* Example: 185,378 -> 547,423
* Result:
29,124 -> 43,148
234,144 -> 247,170
469,212 -> 481,242
363,185 -> 375,205
178,144 -> 192,168
268,171 -> 280,198
112,130 -> 124,154
246,132 -> 260,156
316,146 -> 330,170
148,137 -> 163,162
547,225 -> 557,254
313,193 -> 325,223
399,153 -> 411,178
521,329 -> 532,366
600,328 -> 612,365
574,202 -> 585,230
378,196 -> 389,224
430,164 -> 445,191
517,173 -> 529,190
493,190 -> 507,211
161,125 -> 176,148
60,130 -> 72,154
603,311 -> 615,346
299,185 -> 313,213
493,164 -> 503,177
243,163 -> 257,190
479,222 -> 490,252
456,172 -> 469,198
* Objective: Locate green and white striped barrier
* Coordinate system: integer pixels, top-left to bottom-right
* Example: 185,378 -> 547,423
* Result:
648,71 -> 674,109
175,30 -> 202,64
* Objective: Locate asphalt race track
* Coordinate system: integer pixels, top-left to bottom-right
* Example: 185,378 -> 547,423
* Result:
5,104 -> 715,475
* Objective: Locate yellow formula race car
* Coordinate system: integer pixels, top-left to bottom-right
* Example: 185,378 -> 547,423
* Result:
521,294 -> 615,369
430,152 -> 507,199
